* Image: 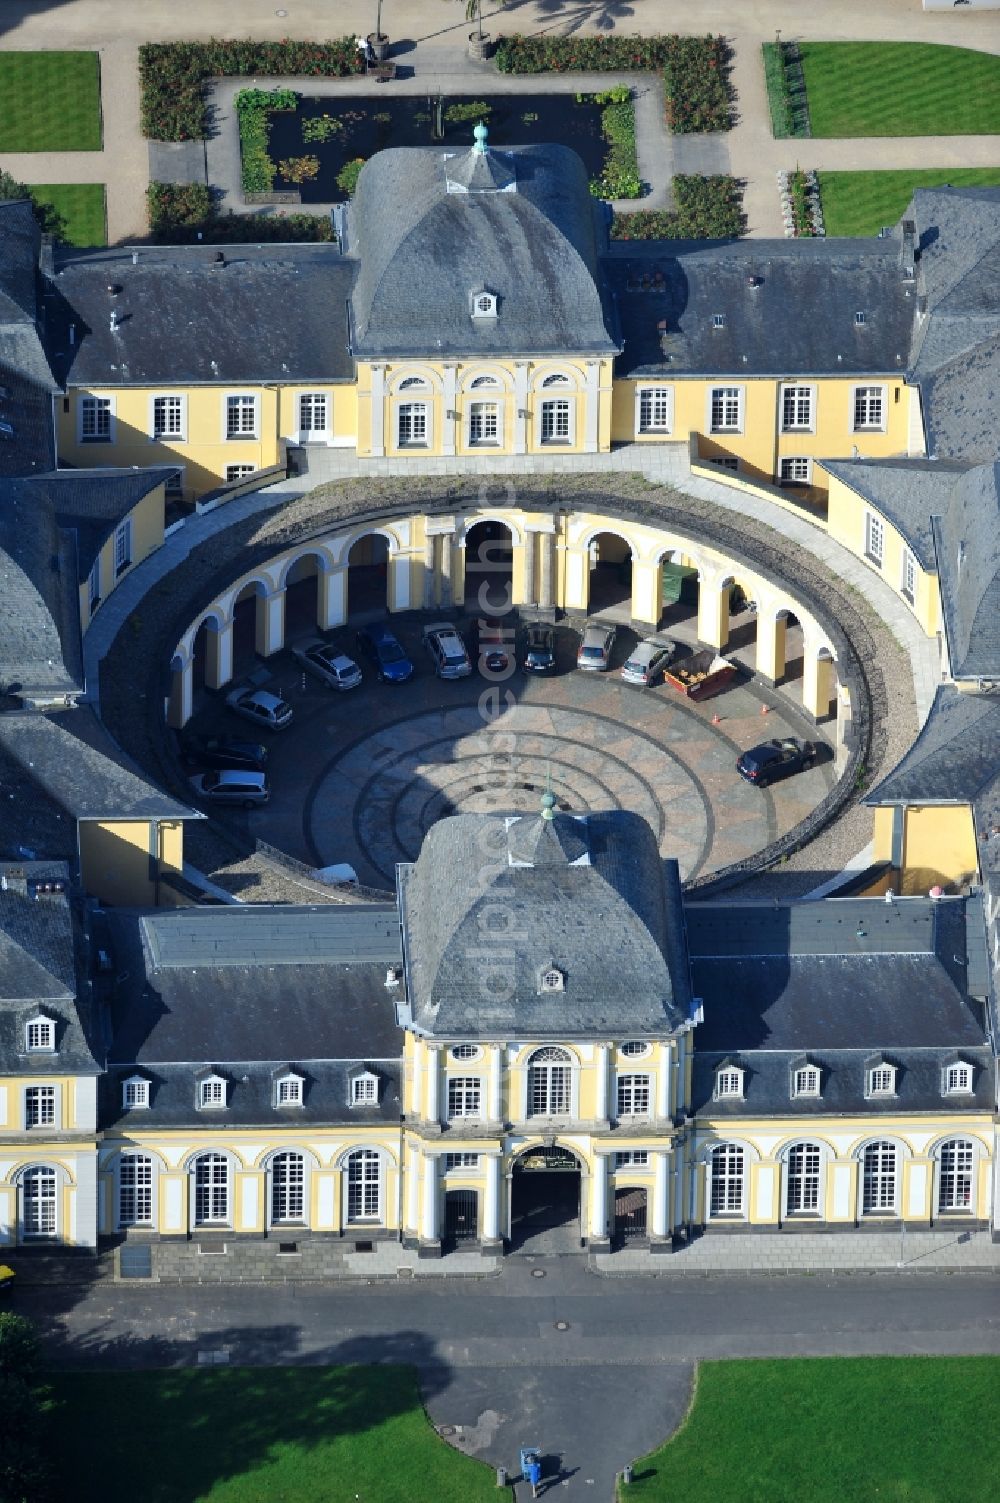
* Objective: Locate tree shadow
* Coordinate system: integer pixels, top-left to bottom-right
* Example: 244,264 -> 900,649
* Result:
501,0 -> 638,35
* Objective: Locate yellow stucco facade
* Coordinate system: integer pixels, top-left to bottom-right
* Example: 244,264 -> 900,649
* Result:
871,804 -> 980,896
78,481 -> 167,633
825,470 -> 940,636
77,817 -> 185,908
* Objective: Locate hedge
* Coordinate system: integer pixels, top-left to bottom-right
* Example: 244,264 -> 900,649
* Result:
234,86 -> 297,194
494,33 -> 732,133
139,38 -> 362,142
146,182 -> 334,243
611,175 -> 745,239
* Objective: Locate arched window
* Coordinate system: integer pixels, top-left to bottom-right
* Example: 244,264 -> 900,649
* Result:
21,1166 -> 57,1239
346,1150 -> 382,1223
785,1142 -> 822,1215
861,1140 -> 897,1215
469,374 -> 500,389
527,1047 -> 572,1117
193,1153 -> 229,1226
119,1152 -> 154,1228
397,376 -> 428,391
270,1151 -> 306,1225
937,1138 -> 974,1213
708,1143 -> 745,1217
541,373 -> 571,388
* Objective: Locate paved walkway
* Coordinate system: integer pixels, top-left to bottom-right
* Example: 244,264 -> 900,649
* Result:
596,1227 -> 1000,1275
2,0 -> 999,242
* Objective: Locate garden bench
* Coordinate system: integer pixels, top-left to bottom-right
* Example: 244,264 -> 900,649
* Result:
367,60 -> 397,83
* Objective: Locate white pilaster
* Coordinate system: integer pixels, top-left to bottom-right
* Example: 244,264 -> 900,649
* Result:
423,531 -> 437,609
406,1144 -> 420,1235
513,362 -> 529,455
319,565 -> 347,629
442,366 -> 457,457
594,1044 -> 609,1121
204,622 -> 234,690
653,1150 -> 671,1239
167,655 -> 193,729
439,533 -> 454,608
255,589 -> 285,657
369,364 -> 385,457
488,1046 -> 502,1121
484,1154 -> 501,1241
424,1044 -> 440,1124
583,360 -> 600,453
590,1155 -> 607,1240
521,531 -> 536,607
537,529 -> 555,610
421,1154 -> 438,1241
656,1047 -> 671,1120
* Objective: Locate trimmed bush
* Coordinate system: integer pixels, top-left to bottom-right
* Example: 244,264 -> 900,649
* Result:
611,175 -> 745,239
235,87 -> 297,194
146,183 -> 334,243
589,88 -> 641,199
494,33 -> 732,133
139,38 -> 363,142
336,158 -> 366,197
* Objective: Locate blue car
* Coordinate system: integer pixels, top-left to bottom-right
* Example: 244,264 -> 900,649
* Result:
355,623 -> 414,683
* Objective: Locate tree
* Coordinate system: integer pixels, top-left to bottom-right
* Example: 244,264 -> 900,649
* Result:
0,170 -> 66,241
450,0 -> 508,45
0,1314 -> 52,1503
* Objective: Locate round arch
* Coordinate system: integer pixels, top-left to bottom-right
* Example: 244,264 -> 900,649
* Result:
255,1144 -> 323,1172
276,545 -> 338,592
181,1144 -> 245,1174
850,1134 -> 912,1163
330,526 -> 401,569
334,1142 -> 399,1173
10,1159 -> 76,1188
460,366 -> 513,394
460,512 -> 525,548
389,366 -> 444,395
530,364 -> 581,391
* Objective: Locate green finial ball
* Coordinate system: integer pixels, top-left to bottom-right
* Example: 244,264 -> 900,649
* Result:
473,121 -> 489,153
540,790 -> 556,819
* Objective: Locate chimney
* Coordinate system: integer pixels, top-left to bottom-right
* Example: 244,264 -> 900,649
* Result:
900,219 -> 915,280
213,251 -> 225,268
39,235 -> 54,277
0,868 -> 28,896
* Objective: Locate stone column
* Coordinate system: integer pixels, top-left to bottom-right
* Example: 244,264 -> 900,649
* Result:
630,560 -> 661,628
563,545 -> 589,614
697,573 -> 730,651
424,1044 -> 440,1125
653,1150 -> 671,1239
537,530 -> 555,610
167,655 -> 193,729
594,1044 -> 609,1123
421,1153 -> 438,1242
656,1046 -> 671,1120
422,530 -> 437,610
484,1154 -> 501,1243
520,531 -> 536,608
255,589 -> 285,658
439,533 -> 454,609
488,1046 -> 502,1123
406,1144 -> 420,1239
756,610 -> 787,684
204,621 -> 234,691
589,1154 -> 609,1249
802,646 -> 836,720
369,364 -> 385,458
319,565 -> 347,630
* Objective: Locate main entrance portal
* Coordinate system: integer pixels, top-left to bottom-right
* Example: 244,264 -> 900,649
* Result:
510,1146 -> 582,1253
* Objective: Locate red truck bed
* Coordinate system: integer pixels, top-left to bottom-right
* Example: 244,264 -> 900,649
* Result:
664,649 -> 737,701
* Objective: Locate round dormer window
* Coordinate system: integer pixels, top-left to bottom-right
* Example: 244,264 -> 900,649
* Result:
539,967 -> 564,993
621,1041 -> 650,1058
451,1044 -> 481,1061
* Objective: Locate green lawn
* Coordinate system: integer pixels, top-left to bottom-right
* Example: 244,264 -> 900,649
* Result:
27,183 -> 106,246
0,51 -> 102,151
49,1365 -> 498,1503
799,42 -> 1000,137
625,1356 -> 1000,1502
820,168 -> 1000,237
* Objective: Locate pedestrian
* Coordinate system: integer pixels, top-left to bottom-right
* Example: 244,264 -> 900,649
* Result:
527,1456 -> 542,1499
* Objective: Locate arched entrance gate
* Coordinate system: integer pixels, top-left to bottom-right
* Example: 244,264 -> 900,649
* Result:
509,1145 -> 582,1250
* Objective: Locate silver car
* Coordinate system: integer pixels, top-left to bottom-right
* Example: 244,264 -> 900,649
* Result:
422,622 -> 472,679
225,687 -> 294,729
576,622 -> 616,672
292,638 -> 362,691
192,769 -> 270,807
621,635 -> 678,686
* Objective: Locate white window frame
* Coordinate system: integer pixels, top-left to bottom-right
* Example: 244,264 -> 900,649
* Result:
900,548 -> 916,605
447,1076 -> 482,1120
539,398 -> 573,446
866,1063 -> 895,1098
779,456 -> 812,486
88,556 -> 102,614
22,1166 -> 57,1239
714,1067 -> 743,1101
614,1151 -> 650,1168
784,1142 -> 823,1216
471,291 -> 497,319
445,1152 -> 481,1172
24,1085 -> 56,1129
468,400 -> 501,447
25,1016 -> 55,1053
852,384 -> 886,432
708,1142 -> 745,1218
346,1149 -> 382,1223
620,1041 -> 651,1059
275,1072 -> 304,1108
118,1151 -> 154,1228
526,1046 -> 573,1119
151,393 -> 187,441
937,1138 -> 975,1214
270,1151 -> 306,1225
198,1075 -> 227,1110
193,1152 -> 230,1226
943,1062 -> 973,1096
780,384 -> 815,433
114,518 -> 133,576
350,1071 -> 379,1108
861,1140 -> 898,1215
78,394 -> 114,443
864,511 -> 885,569
635,385 -> 672,436
709,386 -> 743,434
450,1044 -> 481,1062
397,401 -> 430,448
224,392 -> 259,441
297,391 -> 329,442
616,1074 -> 652,1119
791,1065 -> 821,1099
122,1075 -> 150,1110
225,464 -> 256,484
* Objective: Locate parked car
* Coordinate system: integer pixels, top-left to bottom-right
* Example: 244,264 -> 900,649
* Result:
621,635 -> 679,687
191,769 -> 270,807
522,623 -> 556,674
355,623 -> 414,683
178,735 -> 268,771
664,649 -> 738,701
577,621 -> 616,672
292,638 -> 362,691
736,738 -> 817,787
224,687 -> 294,729
478,620 -> 512,673
423,622 -> 472,679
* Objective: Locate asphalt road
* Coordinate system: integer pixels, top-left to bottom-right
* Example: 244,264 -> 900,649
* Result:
18,1255 -> 1000,1500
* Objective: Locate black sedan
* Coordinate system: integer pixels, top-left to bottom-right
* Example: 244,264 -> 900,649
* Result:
178,735 -> 269,771
736,738 -> 816,787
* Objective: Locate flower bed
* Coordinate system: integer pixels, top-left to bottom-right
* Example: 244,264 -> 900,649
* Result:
494,33 -> 732,134
611,175 -> 745,239
235,87 -> 297,194
588,87 -> 641,199
146,182 -> 334,243
139,38 -> 363,142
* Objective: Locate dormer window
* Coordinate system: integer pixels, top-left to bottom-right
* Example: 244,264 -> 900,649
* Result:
350,1071 -> 379,1108
712,314 -> 726,330
791,1064 -> 821,1099
714,1065 -> 744,1100
198,1074 -> 227,1110
122,1075 -> 150,1110
854,310 -> 867,326
275,1071 -> 304,1108
538,965 -> 565,994
943,1061 -> 973,1096
471,290 -> 497,319
25,1016 -> 55,1053
866,1062 -> 896,1098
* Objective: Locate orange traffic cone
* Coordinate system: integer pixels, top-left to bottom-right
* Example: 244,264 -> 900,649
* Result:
760,704 -> 770,715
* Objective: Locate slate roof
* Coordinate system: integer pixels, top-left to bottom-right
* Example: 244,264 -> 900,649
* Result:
930,461 -> 1000,679
606,236 -> 914,379
0,363 -> 57,479
102,904 -> 404,1127
346,142 -> 617,359
0,202 -> 56,389
22,466 -> 173,577
47,244 -> 356,386
0,862 -> 100,1075
398,809 -> 692,1039
865,685 -> 1000,806
905,187 -> 1000,465
820,458 -> 960,570
0,708 -> 196,822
